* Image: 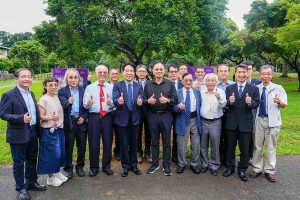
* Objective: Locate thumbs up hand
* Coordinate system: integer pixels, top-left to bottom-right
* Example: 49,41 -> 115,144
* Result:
159,93 -> 169,104
87,96 -> 93,106
178,101 -> 185,110
229,92 -> 235,105
245,93 -> 252,105
274,94 -> 281,104
51,112 -> 59,122
24,112 -> 31,124
106,94 -> 112,106
213,88 -> 220,99
148,93 -> 156,105
68,95 -> 74,104
118,92 -> 124,105
137,95 -> 143,106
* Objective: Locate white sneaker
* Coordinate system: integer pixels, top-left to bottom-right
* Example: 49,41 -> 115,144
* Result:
54,171 -> 68,183
47,176 -> 63,187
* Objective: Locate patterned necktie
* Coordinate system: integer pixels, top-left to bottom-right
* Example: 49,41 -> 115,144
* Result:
238,85 -> 243,98
185,90 -> 191,122
259,87 -> 267,117
99,84 -> 106,117
127,83 -> 133,111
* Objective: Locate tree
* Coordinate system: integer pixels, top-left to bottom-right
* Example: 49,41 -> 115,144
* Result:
0,58 -> 13,71
0,31 -> 33,47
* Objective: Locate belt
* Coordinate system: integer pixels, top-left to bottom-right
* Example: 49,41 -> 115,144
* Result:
29,124 -> 36,130
151,110 -> 167,114
202,117 -> 221,122
89,112 -> 110,117
71,115 -> 80,121
190,111 -> 197,118
258,114 -> 268,118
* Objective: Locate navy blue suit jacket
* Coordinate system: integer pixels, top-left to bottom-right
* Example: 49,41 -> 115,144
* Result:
113,81 -> 143,127
250,78 -> 262,85
58,86 -> 88,131
0,87 -> 40,144
178,80 -> 184,90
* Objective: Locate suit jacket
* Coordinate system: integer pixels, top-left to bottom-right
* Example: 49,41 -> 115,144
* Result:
225,82 -> 260,132
173,88 -> 202,136
0,87 -> 40,144
250,78 -> 262,85
113,81 -> 143,127
58,86 -> 88,131
178,80 -> 184,90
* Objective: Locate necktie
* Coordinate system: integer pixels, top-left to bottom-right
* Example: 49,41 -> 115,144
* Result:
259,87 -> 267,117
127,84 -> 133,111
185,90 -> 191,122
238,85 -> 243,98
140,80 -> 145,90
99,84 -> 106,117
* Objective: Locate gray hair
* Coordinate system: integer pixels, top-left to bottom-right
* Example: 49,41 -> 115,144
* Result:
136,64 -> 147,70
259,64 -> 274,73
109,68 -> 119,74
95,64 -> 108,73
62,68 -> 81,87
204,73 -> 218,83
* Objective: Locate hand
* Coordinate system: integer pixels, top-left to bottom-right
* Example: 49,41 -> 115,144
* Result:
118,92 -> 124,105
77,117 -> 84,125
273,94 -> 281,104
245,93 -> 252,105
106,94 -> 112,106
51,113 -> 59,121
178,101 -> 185,110
24,112 -> 31,124
159,93 -> 169,104
213,88 -> 220,99
148,94 -> 156,105
229,92 -> 235,105
137,95 -> 143,106
87,96 -> 93,106
68,95 -> 74,104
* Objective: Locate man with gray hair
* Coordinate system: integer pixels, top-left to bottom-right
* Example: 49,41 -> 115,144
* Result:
200,73 -> 226,175
83,64 -> 115,177
249,65 -> 287,182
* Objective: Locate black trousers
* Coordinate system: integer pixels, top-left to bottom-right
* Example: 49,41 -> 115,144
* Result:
171,113 -> 178,160
64,116 -> 87,172
138,108 -> 151,156
148,111 -> 173,168
117,125 -> 139,169
10,127 -> 38,191
226,129 -> 251,172
88,113 -> 112,171
112,124 -> 120,155
219,114 -> 227,165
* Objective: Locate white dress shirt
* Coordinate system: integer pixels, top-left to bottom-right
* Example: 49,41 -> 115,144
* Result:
182,87 -> 196,112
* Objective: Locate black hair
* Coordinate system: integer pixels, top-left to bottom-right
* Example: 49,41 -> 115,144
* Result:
42,77 -> 59,95
14,68 -> 33,78
168,64 -> 178,72
235,64 -> 248,73
182,72 -> 192,79
122,63 -> 135,72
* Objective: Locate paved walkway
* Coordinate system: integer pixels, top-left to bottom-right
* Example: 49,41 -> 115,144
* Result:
0,155 -> 299,200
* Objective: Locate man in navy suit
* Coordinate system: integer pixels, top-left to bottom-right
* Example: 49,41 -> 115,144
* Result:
0,68 -> 46,200
223,64 -> 260,182
113,63 -> 143,177
58,68 -> 88,178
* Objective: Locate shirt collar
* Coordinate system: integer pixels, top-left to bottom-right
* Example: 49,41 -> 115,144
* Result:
97,81 -> 107,86
237,82 -> 246,88
68,85 -> 78,92
17,85 -> 30,94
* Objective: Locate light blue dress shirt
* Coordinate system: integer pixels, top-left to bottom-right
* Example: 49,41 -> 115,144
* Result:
125,80 -> 134,99
216,80 -> 234,91
17,85 -> 36,125
69,86 -> 79,116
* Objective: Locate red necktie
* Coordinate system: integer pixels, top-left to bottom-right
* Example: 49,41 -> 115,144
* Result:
99,84 -> 106,117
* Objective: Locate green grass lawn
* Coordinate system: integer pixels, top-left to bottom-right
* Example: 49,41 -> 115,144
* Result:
0,72 -> 299,164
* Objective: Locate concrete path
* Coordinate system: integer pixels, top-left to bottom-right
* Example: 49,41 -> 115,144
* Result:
0,155 -> 299,200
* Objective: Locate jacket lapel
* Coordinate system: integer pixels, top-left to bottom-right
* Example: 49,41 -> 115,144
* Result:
13,87 -> 28,111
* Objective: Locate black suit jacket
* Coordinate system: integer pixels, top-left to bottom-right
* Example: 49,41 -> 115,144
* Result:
225,82 -> 260,132
58,86 -> 88,131
0,87 -> 40,144
250,78 -> 262,85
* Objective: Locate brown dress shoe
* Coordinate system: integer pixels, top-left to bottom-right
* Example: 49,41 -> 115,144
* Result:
137,155 -> 144,164
145,155 -> 153,163
249,170 -> 262,178
265,173 -> 276,182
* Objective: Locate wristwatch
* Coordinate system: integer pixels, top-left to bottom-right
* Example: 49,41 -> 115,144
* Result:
167,98 -> 170,103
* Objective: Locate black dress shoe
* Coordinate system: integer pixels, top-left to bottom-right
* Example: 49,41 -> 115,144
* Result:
223,169 -> 235,177
103,169 -> 114,176
17,189 -> 30,200
76,168 -> 85,177
190,165 -> 200,174
121,168 -> 128,177
200,167 -> 208,173
238,171 -> 248,181
113,153 -> 121,161
65,171 -> 73,179
89,169 -> 98,177
176,165 -> 185,174
210,169 -> 218,176
132,168 -> 142,175
27,182 -> 47,191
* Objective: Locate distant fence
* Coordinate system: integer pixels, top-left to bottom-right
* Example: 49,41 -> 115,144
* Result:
34,73 -> 51,80
0,71 -> 13,81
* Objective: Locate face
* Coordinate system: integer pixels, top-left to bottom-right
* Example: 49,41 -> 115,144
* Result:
182,74 -> 193,90
136,67 -> 147,80
235,67 -> 248,84
109,69 -> 119,82
96,67 -> 108,83
168,66 -> 178,81
178,65 -> 187,76
67,70 -> 79,88
152,63 -> 165,79
195,68 -> 205,80
260,68 -> 273,85
123,65 -> 135,81
217,65 -> 229,81
45,81 -> 58,95
15,70 -> 33,90
247,65 -> 253,78
205,75 -> 217,91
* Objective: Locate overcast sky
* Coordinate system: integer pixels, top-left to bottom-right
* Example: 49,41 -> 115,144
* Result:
0,0 -> 273,33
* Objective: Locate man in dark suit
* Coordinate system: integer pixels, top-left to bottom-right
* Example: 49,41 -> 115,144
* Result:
113,63 -> 143,177
58,68 -> 88,179
0,68 -> 46,200
223,64 -> 260,182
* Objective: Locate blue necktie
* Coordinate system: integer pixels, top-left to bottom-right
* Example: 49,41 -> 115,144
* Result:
259,87 -> 267,117
127,84 -> 133,111
185,90 -> 191,122
238,85 -> 243,98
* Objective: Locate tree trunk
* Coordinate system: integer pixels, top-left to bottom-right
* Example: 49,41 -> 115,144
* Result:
280,62 -> 289,78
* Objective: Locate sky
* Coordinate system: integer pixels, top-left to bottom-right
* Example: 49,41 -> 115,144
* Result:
0,0 -> 274,34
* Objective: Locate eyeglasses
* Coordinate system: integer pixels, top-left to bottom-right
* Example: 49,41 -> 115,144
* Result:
47,83 -> 58,87
184,79 -> 193,83
97,71 -> 107,74
154,68 -> 164,71
68,76 -> 79,80
19,75 -> 32,79
169,70 -> 178,73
